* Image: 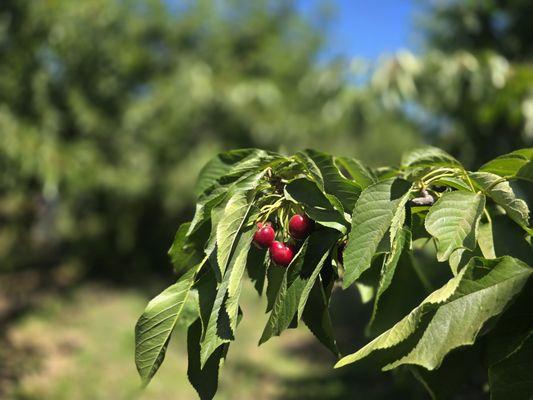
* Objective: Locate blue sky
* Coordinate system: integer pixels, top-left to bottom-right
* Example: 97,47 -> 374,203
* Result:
299,0 -> 417,60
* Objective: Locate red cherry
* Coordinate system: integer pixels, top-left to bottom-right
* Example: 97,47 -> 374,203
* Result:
269,241 -> 294,267
289,214 -> 314,239
253,222 -> 276,249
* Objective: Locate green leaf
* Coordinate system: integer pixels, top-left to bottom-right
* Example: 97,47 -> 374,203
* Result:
303,149 -> 361,212
470,171 -> 530,229
425,191 -> 485,262
260,230 -> 339,344
335,156 -> 377,189
195,149 -> 282,195
216,190 -> 254,278
169,222 -> 206,276
284,178 -> 348,233
478,220 -> 496,259
294,151 -> 324,187
188,189 -> 226,237
335,256 -> 532,371
301,277 -> 339,356
343,179 -> 399,288
246,245 -> 268,296
201,227 -> 254,366
195,149 -> 258,195
135,266 -> 200,385
389,187 -> 413,246
401,146 -> 461,169
369,228 -> 411,330
479,148 -> 533,182
187,319 -> 228,400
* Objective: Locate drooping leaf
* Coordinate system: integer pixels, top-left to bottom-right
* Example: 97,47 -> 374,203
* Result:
301,277 -> 339,356
187,319 -> 228,400
479,148 -> 533,182
188,189 -> 227,237
478,220 -> 496,259
246,245 -> 269,296
389,187 -> 412,246
201,227 -> 254,366
335,256 -> 532,371
401,146 -> 461,169
135,266 -> 200,385
294,151 -> 324,188
368,228 -> 411,331
260,230 -> 339,344
335,156 -> 377,189
303,149 -> 361,212
343,178 -> 400,288
424,191 -> 485,262
470,171 -> 530,229
284,178 -> 348,233
216,190 -> 254,278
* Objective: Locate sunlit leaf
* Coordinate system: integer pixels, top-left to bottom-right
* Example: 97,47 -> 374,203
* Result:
336,256 -> 532,371
425,191 -> 485,262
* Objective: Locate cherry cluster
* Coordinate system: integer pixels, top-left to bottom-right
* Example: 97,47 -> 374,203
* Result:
252,214 -> 314,266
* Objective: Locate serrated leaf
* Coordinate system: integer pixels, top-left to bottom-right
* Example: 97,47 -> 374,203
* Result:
303,149 -> 361,212
135,266 -> 200,385
284,178 -> 348,233
294,151 -> 324,187
195,149 -> 258,195
216,190 -> 254,278
470,171 -> 530,229
343,179 -> 399,288
425,191 -> 485,262
260,231 -> 338,344
246,245 -> 268,296
187,318 -> 228,400
195,149 -> 282,195
201,227 -> 254,366
335,256 -> 532,371
188,189 -> 226,237
401,146 -> 461,169
479,148 -> 533,182
389,187 -> 412,246
336,156 -> 377,189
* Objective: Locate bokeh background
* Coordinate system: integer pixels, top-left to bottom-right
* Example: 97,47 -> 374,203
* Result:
0,0 -> 531,399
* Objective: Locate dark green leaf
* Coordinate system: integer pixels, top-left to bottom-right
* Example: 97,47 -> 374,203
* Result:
284,178 -> 348,233
336,156 -> 377,189
187,319 -> 228,400
304,149 -> 361,212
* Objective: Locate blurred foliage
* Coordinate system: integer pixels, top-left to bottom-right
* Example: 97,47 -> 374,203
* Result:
371,50 -> 533,167
0,0 -> 531,280
386,0 -> 533,167
0,0 -> 420,277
